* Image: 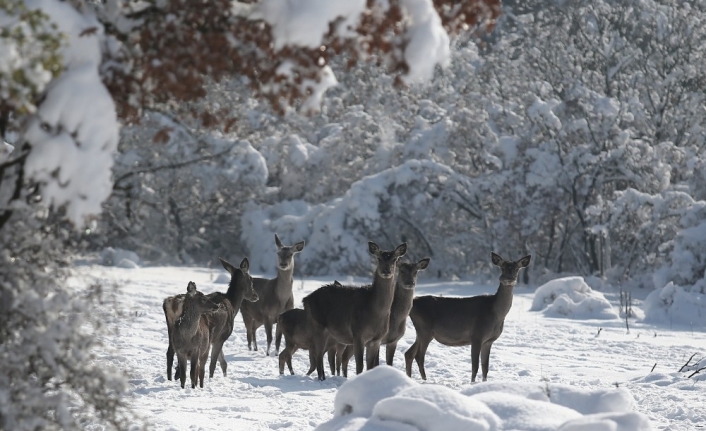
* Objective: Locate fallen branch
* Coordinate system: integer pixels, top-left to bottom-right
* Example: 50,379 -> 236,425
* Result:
688,367 -> 705,379
679,353 -> 697,372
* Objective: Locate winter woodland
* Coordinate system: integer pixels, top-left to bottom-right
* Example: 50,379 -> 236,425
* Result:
1,0 -> 705,429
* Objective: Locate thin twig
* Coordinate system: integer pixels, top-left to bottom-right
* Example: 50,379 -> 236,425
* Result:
679,353 -> 697,372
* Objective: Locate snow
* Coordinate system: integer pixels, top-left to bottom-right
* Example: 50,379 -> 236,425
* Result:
73,265 -> 706,430
399,0 -> 451,84
21,0 -> 118,226
100,247 -> 141,268
531,277 -> 620,320
643,282 -> 706,328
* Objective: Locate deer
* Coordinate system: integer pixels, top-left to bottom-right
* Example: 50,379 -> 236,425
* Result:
240,234 -> 305,356
404,252 -> 531,382
276,281 -> 343,377
170,281 -> 222,389
335,258 -> 430,377
303,241 -> 407,380
163,257 -> 257,381
203,257 -> 258,378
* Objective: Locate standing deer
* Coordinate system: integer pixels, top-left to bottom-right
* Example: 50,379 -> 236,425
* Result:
276,281 -> 343,377
405,252 -> 531,382
240,234 -> 304,356
203,257 -> 258,378
163,257 -> 257,381
336,258 -> 430,377
171,281 -> 221,389
303,241 -> 407,380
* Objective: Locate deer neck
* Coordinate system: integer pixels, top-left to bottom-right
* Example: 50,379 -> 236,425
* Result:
176,300 -> 202,339
391,282 -> 415,316
226,279 -> 246,309
493,282 -> 516,318
370,272 -> 396,313
273,265 -> 294,300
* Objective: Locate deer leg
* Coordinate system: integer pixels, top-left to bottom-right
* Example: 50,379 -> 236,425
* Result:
341,345 -> 353,378
198,349 -> 209,388
415,336 -> 432,381
327,348 -> 336,376
405,341 -> 418,377
386,341 -> 397,366
190,354 -> 198,389
166,342 -> 175,380
250,321 -> 259,351
218,349 -> 227,377
353,340 -> 365,375
366,341 -> 381,370
306,348 -> 318,376
177,354 -> 187,389
209,340 -> 225,378
471,341 -> 482,383
275,322 -> 283,356
480,342 -> 493,382
264,319 -> 274,356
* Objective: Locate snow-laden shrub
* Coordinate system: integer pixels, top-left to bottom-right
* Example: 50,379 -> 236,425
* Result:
242,159 -> 480,276
100,247 -> 141,268
643,282 -> 706,328
531,277 -> 619,320
315,366 -> 651,431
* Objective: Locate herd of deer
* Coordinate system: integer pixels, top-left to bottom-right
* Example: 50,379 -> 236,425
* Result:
162,234 -> 531,389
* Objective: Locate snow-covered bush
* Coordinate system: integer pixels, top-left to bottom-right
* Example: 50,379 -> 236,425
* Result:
531,277 -> 619,320
643,282 -> 706,328
315,366 -> 651,431
242,159 -> 482,276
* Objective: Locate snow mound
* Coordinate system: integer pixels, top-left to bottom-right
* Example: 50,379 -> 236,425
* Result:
316,367 -> 651,431
462,382 -> 636,415
531,277 -> 619,320
643,282 -> 706,328
332,365 -> 417,418
101,247 -> 141,268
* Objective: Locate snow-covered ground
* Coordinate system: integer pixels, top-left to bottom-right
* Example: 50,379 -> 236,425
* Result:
73,265 -> 706,430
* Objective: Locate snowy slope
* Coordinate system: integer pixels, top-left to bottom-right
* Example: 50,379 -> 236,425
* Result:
72,265 -> 706,430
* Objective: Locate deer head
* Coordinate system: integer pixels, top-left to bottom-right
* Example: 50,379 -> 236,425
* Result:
275,234 -> 305,271
491,253 -> 531,286
368,242 -> 407,279
397,258 -> 431,289
220,257 -> 258,302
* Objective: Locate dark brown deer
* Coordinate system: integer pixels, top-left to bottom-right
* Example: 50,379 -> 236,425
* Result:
203,257 -> 258,378
404,252 -> 531,382
276,281 -> 343,377
336,258 -> 430,377
163,257 -> 257,381
240,234 -> 304,356
171,281 -> 221,389
303,241 -> 407,380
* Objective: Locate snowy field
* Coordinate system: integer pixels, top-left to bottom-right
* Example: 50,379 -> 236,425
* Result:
72,264 -> 706,430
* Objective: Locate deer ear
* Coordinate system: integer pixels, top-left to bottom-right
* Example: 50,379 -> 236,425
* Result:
240,257 -> 250,273
491,252 -> 503,266
219,257 -> 236,275
275,234 -> 283,249
519,255 -> 531,268
334,280 -> 342,287
293,240 -> 305,253
368,241 -> 380,256
418,258 -> 430,270
394,243 -> 408,258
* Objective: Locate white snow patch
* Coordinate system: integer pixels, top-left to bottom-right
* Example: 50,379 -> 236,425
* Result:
531,277 -> 619,320
100,247 -> 141,268
643,282 -> 706,328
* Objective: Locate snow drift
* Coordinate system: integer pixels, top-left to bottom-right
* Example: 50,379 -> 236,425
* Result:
315,366 -> 651,431
643,282 -> 706,328
531,277 -> 619,320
